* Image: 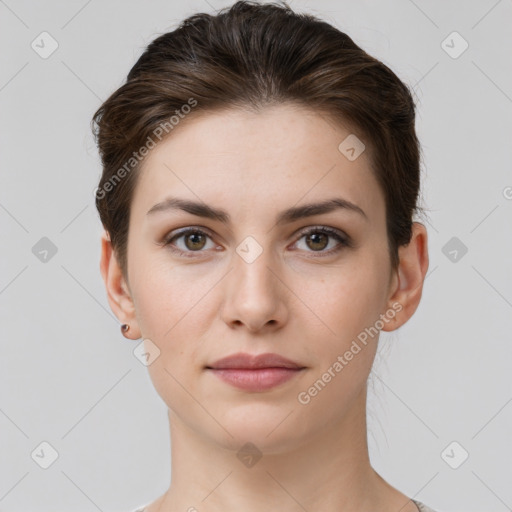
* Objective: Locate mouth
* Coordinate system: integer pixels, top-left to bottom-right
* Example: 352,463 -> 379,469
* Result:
206,367 -> 305,392
205,352 -> 306,392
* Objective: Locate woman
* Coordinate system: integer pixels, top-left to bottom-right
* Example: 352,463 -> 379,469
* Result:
92,1 -> 434,511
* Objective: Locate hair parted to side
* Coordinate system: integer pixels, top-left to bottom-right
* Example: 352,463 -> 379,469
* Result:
92,0 -> 425,280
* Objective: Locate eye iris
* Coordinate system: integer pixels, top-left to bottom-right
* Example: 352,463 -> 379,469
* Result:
306,232 -> 328,251
185,232 -> 206,250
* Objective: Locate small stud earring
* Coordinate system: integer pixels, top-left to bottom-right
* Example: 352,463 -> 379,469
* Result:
121,324 -> 130,334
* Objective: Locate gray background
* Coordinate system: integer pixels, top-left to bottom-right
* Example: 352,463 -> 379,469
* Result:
1,1 -> 511,511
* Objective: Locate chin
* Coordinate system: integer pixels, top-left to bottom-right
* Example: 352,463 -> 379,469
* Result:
207,404 -> 312,453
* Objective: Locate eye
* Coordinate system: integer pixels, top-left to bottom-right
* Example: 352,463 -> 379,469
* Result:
291,226 -> 352,256
162,227 -> 218,258
161,225 -> 352,259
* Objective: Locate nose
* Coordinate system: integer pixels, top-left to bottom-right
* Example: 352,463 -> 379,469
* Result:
220,240 -> 289,333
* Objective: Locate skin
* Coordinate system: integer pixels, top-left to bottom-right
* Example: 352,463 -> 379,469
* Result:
100,103 -> 429,512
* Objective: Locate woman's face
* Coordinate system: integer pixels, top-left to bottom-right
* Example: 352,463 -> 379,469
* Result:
122,104 -> 400,451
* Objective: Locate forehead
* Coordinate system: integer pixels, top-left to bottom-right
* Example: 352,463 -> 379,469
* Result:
131,104 -> 385,226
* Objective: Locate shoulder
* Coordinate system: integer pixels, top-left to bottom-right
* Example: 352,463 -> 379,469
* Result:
133,500 -> 440,512
412,499 -> 439,512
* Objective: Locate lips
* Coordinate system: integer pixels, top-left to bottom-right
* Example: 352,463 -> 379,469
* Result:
206,352 -> 306,392
206,352 -> 304,370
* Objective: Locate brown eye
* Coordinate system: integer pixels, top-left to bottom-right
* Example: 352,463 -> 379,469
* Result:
305,232 -> 329,251
293,226 -> 351,256
183,232 -> 207,251
163,228 -> 216,257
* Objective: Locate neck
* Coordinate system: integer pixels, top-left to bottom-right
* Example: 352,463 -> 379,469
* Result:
158,386 -> 390,512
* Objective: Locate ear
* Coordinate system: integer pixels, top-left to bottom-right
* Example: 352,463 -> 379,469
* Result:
381,222 -> 429,331
99,230 -> 141,339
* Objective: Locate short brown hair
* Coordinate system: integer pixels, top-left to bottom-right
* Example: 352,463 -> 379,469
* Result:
92,0 -> 425,279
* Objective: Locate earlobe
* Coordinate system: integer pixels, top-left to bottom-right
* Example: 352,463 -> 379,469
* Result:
381,222 -> 429,332
99,231 -> 141,339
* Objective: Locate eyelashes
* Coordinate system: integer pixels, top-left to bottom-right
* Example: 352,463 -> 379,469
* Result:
161,225 -> 353,259
289,226 -> 352,255
162,227 -> 218,258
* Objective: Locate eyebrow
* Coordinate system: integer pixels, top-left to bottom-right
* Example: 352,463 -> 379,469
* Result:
146,196 -> 368,224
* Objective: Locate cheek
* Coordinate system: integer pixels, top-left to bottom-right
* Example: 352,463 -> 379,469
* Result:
296,256 -> 388,344
130,252 -> 214,339
129,260 -> 224,400
293,265 -> 384,418
129,265 -> 211,415
293,253 -> 389,404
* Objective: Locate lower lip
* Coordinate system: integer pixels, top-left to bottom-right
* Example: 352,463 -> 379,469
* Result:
207,367 -> 304,391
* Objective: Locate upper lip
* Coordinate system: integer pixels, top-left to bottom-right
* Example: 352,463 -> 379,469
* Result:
206,352 -> 304,370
